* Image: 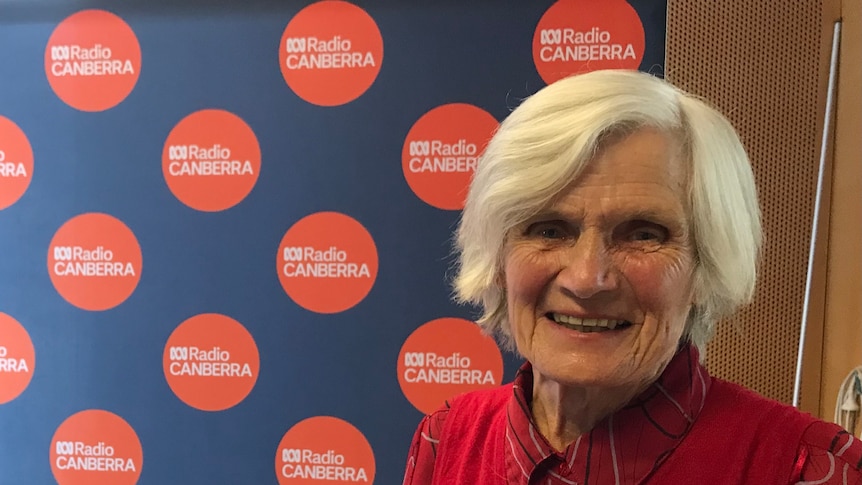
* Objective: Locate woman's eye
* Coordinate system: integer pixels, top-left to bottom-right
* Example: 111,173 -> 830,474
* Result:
630,230 -> 660,241
526,222 -> 569,239
540,227 -> 562,239
624,222 -> 667,243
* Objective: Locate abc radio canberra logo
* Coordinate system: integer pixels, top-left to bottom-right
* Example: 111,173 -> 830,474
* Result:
278,212 -> 378,314
280,1 -> 383,106
48,213 -> 142,311
283,36 -> 372,68
276,416 -> 375,483
53,441 -> 134,473
50,409 -> 143,484
397,318 -> 503,414
45,9 -> 141,111
406,140 -> 477,170
0,115 -> 34,210
163,109 -> 261,212
0,313 -> 35,405
532,0 -> 645,84
163,313 -> 259,411
48,44 -> 132,75
402,103 -> 498,210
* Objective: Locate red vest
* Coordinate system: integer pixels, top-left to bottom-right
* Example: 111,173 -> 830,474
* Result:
432,378 -> 817,484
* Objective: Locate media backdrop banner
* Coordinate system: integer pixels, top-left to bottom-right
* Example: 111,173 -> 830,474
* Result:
0,1 -> 666,483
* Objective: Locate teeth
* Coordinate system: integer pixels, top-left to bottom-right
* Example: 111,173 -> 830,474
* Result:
551,314 -> 625,331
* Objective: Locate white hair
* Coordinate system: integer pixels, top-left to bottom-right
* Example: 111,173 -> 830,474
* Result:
453,69 -> 761,357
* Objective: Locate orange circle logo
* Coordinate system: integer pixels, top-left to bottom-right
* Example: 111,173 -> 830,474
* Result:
279,1 -> 383,106
533,0 -> 645,85
50,409 -> 143,485
402,104 -> 498,210
277,212 -> 378,314
275,416 -> 375,484
0,313 -> 35,405
0,116 -> 34,210
163,313 -> 260,412
45,9 -> 141,111
162,109 -> 261,212
48,213 -> 142,311
398,317 -> 503,414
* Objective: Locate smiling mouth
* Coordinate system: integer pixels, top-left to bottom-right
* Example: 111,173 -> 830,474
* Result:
548,313 -> 633,333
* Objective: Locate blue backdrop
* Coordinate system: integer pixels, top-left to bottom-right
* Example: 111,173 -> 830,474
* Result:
0,1 -> 666,483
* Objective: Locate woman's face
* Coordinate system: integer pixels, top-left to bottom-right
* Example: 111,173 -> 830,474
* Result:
504,127 -> 695,392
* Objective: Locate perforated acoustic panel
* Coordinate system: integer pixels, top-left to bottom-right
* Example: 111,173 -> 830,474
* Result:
666,0 -> 836,409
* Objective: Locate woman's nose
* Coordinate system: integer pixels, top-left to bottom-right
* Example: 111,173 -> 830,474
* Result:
555,232 -> 619,299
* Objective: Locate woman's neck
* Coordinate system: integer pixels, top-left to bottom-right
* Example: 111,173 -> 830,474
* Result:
530,373 -> 646,451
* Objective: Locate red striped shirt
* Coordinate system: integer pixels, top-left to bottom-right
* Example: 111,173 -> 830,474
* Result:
403,345 -> 862,484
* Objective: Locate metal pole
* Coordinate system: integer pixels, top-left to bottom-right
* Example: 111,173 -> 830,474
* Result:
794,21 -> 842,408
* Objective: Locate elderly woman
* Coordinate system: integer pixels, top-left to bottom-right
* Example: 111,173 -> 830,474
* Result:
402,70 -> 862,484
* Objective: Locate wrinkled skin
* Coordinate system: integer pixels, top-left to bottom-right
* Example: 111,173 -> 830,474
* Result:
503,127 -> 696,449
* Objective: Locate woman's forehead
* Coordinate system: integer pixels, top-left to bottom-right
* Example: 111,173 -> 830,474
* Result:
564,129 -> 685,195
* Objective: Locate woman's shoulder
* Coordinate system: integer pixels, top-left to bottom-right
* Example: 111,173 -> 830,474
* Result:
425,383 -> 514,425
797,420 -> 862,483
707,377 -> 817,420
414,383 -> 514,441
402,384 -> 514,476
448,383 -> 513,408
706,377 -> 862,483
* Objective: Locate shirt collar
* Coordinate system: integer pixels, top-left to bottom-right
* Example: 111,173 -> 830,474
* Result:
504,344 -> 711,484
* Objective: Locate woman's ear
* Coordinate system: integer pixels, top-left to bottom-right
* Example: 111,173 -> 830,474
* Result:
689,268 -> 703,306
495,272 -> 504,288
495,263 -> 507,289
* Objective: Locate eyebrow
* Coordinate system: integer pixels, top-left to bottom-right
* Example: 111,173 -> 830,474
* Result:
526,206 -> 688,228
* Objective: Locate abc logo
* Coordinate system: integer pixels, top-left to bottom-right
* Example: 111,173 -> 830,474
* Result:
403,352 -> 424,367
285,38 -> 307,53
53,246 -> 73,261
49,45 -> 71,61
407,141 -> 430,156
54,441 -> 74,455
167,145 -> 188,160
282,247 -> 303,262
168,346 -> 189,360
281,448 -> 301,463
